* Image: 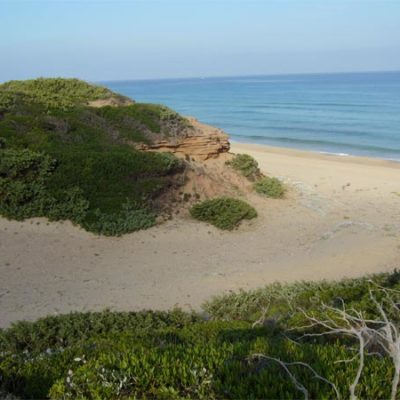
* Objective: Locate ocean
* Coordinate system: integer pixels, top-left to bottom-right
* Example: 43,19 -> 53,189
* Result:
102,71 -> 400,160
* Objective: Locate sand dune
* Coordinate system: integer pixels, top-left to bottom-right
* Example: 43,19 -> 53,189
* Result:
1,143 -> 399,327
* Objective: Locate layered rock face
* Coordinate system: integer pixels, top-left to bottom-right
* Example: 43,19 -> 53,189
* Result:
136,117 -> 230,160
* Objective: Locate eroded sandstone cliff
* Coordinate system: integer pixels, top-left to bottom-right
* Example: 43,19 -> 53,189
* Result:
135,117 -> 230,160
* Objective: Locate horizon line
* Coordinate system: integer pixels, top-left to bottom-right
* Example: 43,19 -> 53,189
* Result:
1,69 -> 400,85
97,69 -> 400,84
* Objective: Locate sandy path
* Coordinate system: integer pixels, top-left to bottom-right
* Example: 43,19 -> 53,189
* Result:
1,143 -> 399,327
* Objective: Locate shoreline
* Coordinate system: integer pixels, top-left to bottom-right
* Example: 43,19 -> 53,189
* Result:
229,140 -> 400,168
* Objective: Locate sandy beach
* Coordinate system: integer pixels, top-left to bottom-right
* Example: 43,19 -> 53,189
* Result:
1,143 -> 399,327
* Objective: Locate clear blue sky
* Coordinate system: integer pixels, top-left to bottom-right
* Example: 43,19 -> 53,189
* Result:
1,0 -> 400,82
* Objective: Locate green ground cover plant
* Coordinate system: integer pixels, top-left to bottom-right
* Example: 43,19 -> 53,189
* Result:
190,197 -> 257,230
1,271 -> 399,399
253,176 -> 285,198
0,78 -> 189,235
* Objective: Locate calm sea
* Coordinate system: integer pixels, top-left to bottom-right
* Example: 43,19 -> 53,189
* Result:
102,71 -> 400,160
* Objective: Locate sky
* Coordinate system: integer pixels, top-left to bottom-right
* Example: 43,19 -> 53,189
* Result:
1,0 -> 400,82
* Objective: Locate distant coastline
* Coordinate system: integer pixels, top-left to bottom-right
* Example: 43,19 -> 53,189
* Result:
100,69 -> 400,84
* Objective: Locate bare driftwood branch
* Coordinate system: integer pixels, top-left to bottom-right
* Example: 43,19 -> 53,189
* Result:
252,284 -> 400,399
252,302 -> 270,328
297,286 -> 400,400
248,354 -> 340,400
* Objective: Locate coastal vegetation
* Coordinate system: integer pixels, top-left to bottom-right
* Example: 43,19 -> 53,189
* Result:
0,78 -> 190,235
189,197 -> 257,230
0,78 -> 266,234
253,176 -> 285,198
227,153 -> 285,198
0,78 -> 120,111
1,270 -> 399,399
226,153 -> 260,180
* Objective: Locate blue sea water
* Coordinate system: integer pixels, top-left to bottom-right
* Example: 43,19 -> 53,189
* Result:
102,71 -> 400,160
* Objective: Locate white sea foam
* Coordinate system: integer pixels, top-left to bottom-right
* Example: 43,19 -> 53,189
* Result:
319,151 -> 350,157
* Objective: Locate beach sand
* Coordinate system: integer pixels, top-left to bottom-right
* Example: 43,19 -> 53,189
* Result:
1,143 -> 399,327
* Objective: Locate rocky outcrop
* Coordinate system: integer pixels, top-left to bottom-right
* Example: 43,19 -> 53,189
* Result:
136,117 -> 230,160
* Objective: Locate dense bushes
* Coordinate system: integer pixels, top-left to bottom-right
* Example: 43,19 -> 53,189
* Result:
0,149 -> 89,222
253,176 -> 285,198
190,197 -> 257,230
0,147 -> 176,235
1,271 -> 400,399
0,78 -> 189,235
83,202 -> 156,236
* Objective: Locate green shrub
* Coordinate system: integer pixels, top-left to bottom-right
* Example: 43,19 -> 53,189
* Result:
0,149 -> 89,222
226,153 -> 260,179
0,148 -> 55,182
190,197 -> 257,230
84,203 -> 156,236
253,176 -> 285,198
